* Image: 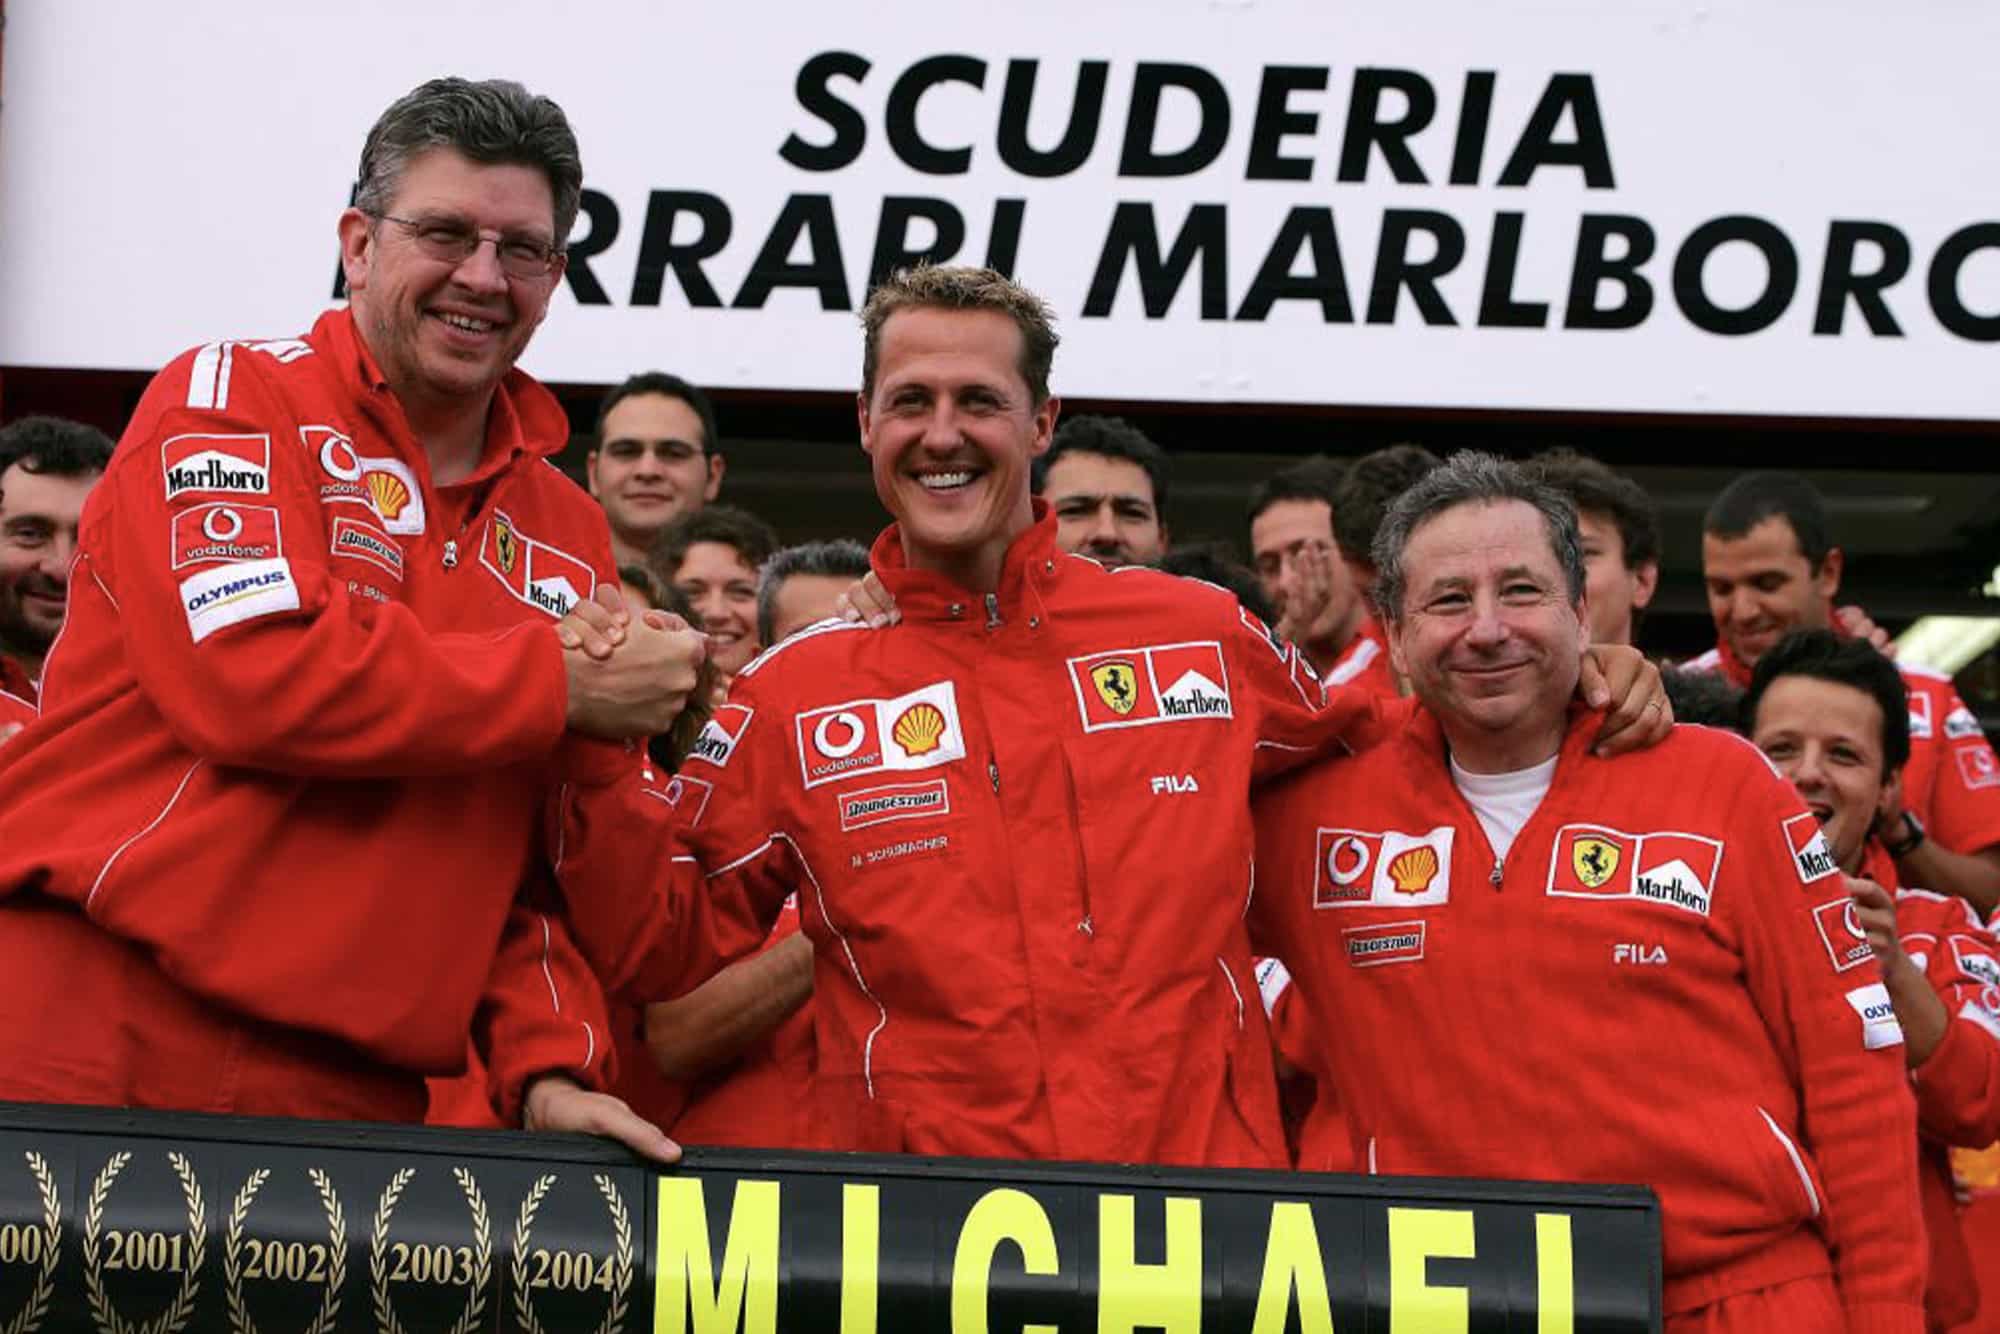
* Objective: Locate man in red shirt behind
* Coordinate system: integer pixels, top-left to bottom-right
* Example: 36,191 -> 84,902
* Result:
0,78 -> 706,1151
1252,451 -> 1925,1333
1691,470 -> 2000,913
1746,629 -> 2000,1332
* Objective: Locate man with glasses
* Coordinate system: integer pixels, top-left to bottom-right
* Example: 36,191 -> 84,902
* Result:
0,78 -> 705,1153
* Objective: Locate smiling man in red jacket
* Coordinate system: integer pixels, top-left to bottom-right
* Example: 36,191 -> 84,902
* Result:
551,267 -> 1671,1169
1746,629 -> 2000,1332
1252,451 -> 1925,1333
0,78 -> 705,1151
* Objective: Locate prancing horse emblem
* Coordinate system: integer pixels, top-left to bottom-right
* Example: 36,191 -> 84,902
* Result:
1091,661 -> 1139,715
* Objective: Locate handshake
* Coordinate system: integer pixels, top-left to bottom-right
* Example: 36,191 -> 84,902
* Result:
557,586 -> 710,740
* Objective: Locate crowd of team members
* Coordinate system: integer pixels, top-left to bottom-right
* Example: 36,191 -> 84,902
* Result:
1,75 -> 1998,1334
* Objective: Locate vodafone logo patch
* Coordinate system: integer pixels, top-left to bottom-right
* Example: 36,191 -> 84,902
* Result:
170,503 -> 282,569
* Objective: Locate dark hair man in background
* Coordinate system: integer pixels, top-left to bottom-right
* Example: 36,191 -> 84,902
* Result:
1330,443 -> 1440,597
651,503 -> 780,686
1252,451 -> 1922,1333
1031,414 -> 1170,569
1692,471 -> 2000,913
0,415 -> 113,701
1745,629 -> 2000,1332
588,371 -> 724,567
1248,456 -> 1395,695
0,77 -> 705,1154
1524,447 -> 1661,648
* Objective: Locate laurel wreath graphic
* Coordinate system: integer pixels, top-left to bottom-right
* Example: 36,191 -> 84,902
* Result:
0,1152 -> 60,1334
507,1171 -> 634,1334
508,1175 -> 555,1334
368,1167 -> 490,1334
593,1173 -> 635,1334
221,1167 -> 346,1334
82,1150 -> 206,1334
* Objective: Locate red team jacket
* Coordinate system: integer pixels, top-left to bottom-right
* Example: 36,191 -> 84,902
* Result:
0,309 -> 623,1119
1323,614 -> 1398,697
552,511 -> 1379,1166
1251,713 -> 1926,1332
1847,841 -> 2000,1330
1689,643 -> 2000,857
662,897 -> 819,1149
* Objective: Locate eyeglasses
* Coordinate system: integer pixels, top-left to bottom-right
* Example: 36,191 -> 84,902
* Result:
367,212 -> 563,279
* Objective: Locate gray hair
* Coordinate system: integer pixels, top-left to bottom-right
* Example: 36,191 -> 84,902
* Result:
1371,450 -> 1586,624
355,77 -> 584,244
757,540 -> 872,644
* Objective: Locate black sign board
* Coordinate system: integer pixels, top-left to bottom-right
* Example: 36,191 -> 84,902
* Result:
0,1101 -> 1659,1332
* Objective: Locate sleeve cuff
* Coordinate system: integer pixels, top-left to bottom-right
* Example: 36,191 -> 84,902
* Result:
557,734 -> 646,788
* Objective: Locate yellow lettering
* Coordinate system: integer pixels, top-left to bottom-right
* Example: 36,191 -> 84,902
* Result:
952,1188 -> 1060,1334
1098,1195 -> 1202,1334
1534,1214 -> 1574,1334
842,1184 -> 879,1334
1251,1201 -> 1336,1334
654,1178 -> 781,1334
1388,1207 -> 1474,1334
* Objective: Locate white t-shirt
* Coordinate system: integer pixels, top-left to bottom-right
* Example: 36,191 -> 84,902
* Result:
1449,753 -> 1558,862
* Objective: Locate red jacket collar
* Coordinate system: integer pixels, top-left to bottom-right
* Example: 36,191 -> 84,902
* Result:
1708,600 -> 1844,689
869,502 -> 1067,622
1859,837 -> 1900,891
311,307 -> 573,487
1398,695 -> 1602,774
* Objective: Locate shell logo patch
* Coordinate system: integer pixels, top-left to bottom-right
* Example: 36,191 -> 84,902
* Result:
892,702 -> 947,756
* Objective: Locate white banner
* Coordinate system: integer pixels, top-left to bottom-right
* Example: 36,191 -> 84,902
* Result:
1,0 -> 1997,419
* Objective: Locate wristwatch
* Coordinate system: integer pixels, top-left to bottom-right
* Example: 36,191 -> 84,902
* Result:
1884,810 -> 1927,858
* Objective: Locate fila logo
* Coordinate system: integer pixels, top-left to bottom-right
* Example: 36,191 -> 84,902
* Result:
1150,774 -> 1200,794
1612,943 -> 1669,966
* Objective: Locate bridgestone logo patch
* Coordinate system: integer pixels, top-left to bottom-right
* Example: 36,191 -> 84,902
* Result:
1342,920 -> 1426,967
838,778 -> 950,832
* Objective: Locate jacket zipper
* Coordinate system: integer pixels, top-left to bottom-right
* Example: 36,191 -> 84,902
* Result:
441,478 -> 505,571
